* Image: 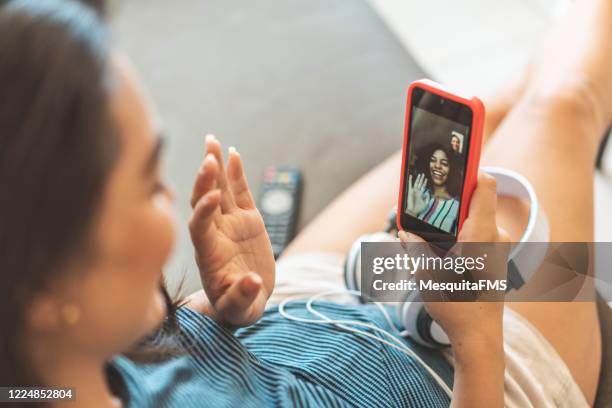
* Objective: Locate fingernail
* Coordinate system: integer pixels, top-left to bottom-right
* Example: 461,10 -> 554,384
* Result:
228,146 -> 237,155
243,275 -> 261,294
398,231 -> 413,251
205,134 -> 216,142
249,274 -> 262,285
202,190 -> 220,206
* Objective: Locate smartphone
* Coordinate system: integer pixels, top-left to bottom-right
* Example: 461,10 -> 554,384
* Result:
397,79 -> 484,244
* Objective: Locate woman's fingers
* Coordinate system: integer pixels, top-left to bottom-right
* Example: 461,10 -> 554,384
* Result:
497,226 -> 511,243
398,230 -> 425,245
469,172 -> 498,221
417,173 -> 426,191
458,173 -> 500,243
214,273 -> 264,326
227,146 -> 256,209
191,153 -> 218,208
189,189 -> 222,254
205,134 -> 236,212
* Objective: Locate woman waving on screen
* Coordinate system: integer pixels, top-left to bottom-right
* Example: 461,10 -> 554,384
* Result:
406,143 -> 460,234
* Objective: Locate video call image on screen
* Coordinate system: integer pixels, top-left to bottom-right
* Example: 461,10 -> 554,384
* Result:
404,107 -> 469,235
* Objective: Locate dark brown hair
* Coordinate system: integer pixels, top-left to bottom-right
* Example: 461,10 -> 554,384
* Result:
0,0 -> 180,391
414,143 -> 462,198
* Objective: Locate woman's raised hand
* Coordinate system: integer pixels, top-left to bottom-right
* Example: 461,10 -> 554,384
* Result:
188,135 -> 275,328
407,173 -> 428,216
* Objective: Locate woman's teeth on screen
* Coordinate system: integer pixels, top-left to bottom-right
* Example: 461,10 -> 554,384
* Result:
432,170 -> 445,181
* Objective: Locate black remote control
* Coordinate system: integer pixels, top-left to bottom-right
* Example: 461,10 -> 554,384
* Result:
258,166 -> 302,259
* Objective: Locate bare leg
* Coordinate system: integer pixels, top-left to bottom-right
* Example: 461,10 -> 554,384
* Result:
485,0 -> 612,400
482,73 -> 526,144
486,96 -> 604,405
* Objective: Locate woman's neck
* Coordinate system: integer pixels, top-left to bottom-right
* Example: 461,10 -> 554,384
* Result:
31,341 -> 120,408
433,185 -> 450,199
53,360 -> 120,408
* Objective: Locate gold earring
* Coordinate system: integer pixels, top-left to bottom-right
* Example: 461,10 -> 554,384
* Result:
61,304 -> 81,326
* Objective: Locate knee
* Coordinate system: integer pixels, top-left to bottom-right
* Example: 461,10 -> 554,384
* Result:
524,75 -> 608,132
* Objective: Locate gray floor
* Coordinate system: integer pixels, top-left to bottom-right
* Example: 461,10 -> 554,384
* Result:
111,0 -> 425,294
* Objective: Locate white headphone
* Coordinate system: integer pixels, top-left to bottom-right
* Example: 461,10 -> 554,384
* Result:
344,166 -> 550,347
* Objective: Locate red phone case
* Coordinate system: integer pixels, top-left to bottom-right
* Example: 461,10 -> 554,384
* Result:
396,79 -> 485,236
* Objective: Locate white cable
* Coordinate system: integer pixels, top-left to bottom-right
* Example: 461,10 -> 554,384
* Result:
306,290 -> 403,336
305,291 -> 452,397
277,290 -> 453,398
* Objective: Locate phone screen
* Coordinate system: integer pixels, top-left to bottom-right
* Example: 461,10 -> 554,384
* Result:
401,87 -> 473,239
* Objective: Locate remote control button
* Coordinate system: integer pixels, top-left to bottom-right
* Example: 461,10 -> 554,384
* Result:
260,189 -> 293,215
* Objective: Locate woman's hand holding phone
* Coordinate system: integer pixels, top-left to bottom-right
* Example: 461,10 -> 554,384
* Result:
401,172 -> 509,347
186,135 -> 275,329
407,173 -> 429,216
400,172 -> 509,407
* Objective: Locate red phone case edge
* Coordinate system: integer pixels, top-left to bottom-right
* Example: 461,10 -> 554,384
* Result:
396,79 -> 485,236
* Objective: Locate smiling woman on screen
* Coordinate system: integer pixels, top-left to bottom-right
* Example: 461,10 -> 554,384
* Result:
406,143 -> 460,234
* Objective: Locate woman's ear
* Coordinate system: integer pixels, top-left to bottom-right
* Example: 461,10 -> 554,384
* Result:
28,294 -> 62,332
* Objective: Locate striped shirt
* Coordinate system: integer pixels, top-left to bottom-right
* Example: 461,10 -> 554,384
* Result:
417,192 -> 459,234
109,302 -> 452,407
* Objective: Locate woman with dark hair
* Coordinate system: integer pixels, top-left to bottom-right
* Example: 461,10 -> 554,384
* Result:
406,143 -> 461,234
0,0 -> 609,406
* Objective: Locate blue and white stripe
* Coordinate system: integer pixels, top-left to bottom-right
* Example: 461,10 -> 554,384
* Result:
110,302 -> 452,407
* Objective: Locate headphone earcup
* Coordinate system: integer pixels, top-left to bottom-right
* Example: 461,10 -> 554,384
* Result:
343,231 -> 451,347
343,232 -> 399,304
397,298 -> 450,348
343,236 -> 364,299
